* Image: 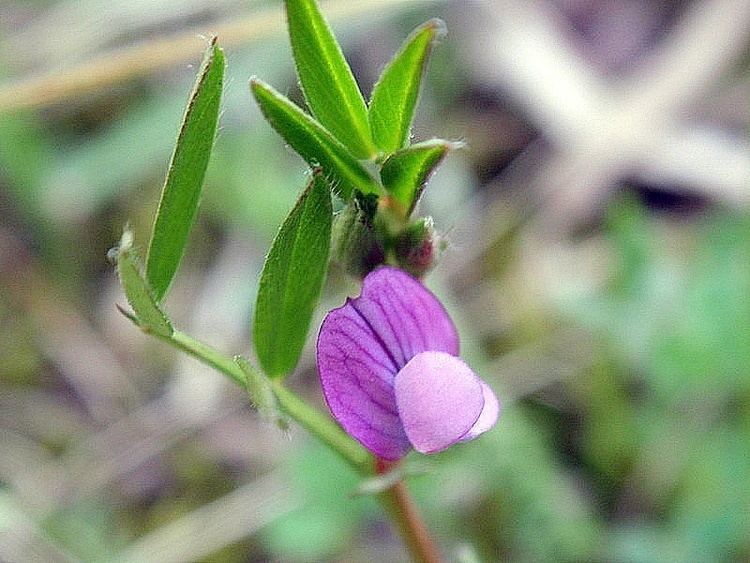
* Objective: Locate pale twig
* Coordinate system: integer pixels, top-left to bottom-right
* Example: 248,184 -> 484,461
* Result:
0,490 -> 78,563
0,0 -> 439,113
465,0 -> 750,227
113,472 -> 296,563
5,0 -> 241,69
9,397 -> 244,517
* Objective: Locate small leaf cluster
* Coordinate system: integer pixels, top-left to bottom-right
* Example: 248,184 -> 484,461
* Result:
251,0 -> 456,278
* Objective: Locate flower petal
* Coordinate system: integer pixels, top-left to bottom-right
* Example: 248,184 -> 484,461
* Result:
394,351 -> 484,454
349,266 -> 459,369
317,298 -> 411,460
317,266 -> 462,460
459,380 -> 500,442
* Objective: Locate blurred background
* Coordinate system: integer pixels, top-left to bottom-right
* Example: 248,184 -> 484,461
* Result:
1,0 -> 749,560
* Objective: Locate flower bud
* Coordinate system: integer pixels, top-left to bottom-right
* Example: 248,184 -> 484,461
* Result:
330,192 -> 385,279
393,216 -> 441,277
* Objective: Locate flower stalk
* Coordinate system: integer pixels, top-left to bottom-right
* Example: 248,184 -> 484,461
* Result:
146,323 -> 442,561
377,458 -> 443,563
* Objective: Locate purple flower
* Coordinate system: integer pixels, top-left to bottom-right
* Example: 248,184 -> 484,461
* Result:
317,266 -> 500,460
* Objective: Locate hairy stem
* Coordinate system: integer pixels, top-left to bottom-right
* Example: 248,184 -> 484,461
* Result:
377,458 -> 443,563
271,379 -> 371,472
156,329 -> 369,471
152,327 -> 441,561
168,329 -> 247,385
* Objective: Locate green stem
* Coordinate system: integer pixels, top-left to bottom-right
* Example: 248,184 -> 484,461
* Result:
151,327 -> 440,561
271,380 -> 371,472
168,329 -> 247,385
156,329 -> 370,472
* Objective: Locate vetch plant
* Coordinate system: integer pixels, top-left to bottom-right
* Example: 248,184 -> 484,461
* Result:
111,1 -> 500,560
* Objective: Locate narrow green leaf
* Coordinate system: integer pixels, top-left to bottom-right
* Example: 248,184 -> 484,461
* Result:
250,78 -> 381,199
114,229 -> 173,337
145,37 -> 225,302
285,0 -> 375,158
253,171 -> 333,377
369,19 -> 445,154
380,139 -> 456,214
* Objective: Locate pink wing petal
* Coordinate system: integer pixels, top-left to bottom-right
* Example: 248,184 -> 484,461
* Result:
394,351 -> 484,454
459,380 -> 500,442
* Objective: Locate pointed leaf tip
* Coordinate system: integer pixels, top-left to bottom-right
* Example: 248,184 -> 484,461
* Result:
284,0 -> 375,158
145,38 -> 225,303
369,19 -> 446,154
380,139 -> 455,214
